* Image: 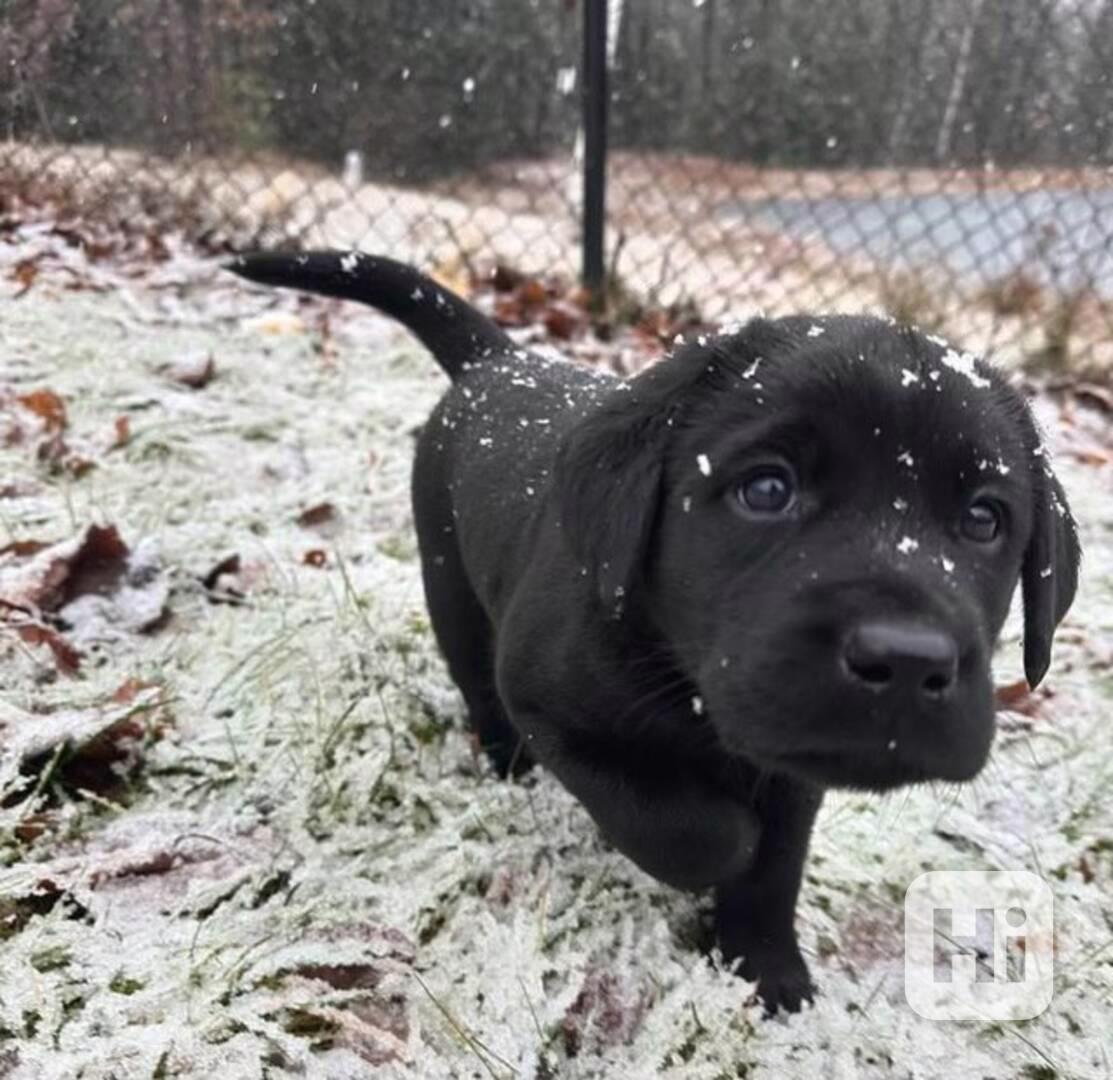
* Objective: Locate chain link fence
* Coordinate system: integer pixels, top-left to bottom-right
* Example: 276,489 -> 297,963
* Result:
3,0 -> 1113,373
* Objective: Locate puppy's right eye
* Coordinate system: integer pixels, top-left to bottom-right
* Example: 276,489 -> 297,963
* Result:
737,468 -> 795,514
961,498 -> 1003,543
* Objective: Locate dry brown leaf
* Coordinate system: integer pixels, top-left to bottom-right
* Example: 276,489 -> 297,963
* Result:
0,875 -> 72,939
112,415 -> 131,447
0,539 -> 52,558
12,258 -> 40,298
57,524 -> 130,607
111,677 -> 159,705
0,479 -> 41,499
297,502 -> 343,541
16,389 -> 67,434
275,998 -> 410,1066
491,263 -> 526,292
0,526 -> 167,658
13,810 -> 60,843
11,619 -> 82,675
0,684 -> 167,800
493,295 -> 529,326
296,502 -> 337,529
1078,854 -> 1095,884
562,964 -> 654,1058
995,678 -> 1033,709
1074,383 -> 1113,414
835,897 -> 905,971
36,430 -> 95,477
995,678 -> 1054,718
543,301 -> 584,341
518,279 -> 548,307
1070,446 -> 1111,467
260,924 -> 416,1065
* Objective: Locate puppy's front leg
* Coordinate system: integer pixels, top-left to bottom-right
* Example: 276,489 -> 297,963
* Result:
515,716 -> 761,892
715,774 -> 823,1014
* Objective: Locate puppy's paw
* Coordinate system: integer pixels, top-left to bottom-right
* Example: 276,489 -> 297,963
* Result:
731,943 -> 815,1016
747,956 -> 815,1016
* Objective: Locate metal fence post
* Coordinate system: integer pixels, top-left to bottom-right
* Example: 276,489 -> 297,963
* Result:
582,0 -> 609,304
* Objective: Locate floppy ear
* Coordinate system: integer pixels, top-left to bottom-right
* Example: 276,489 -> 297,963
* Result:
554,389 -> 672,614
553,321 -> 784,613
1021,467 -> 1080,688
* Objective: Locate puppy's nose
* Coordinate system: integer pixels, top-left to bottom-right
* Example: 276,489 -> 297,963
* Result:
842,620 -> 958,700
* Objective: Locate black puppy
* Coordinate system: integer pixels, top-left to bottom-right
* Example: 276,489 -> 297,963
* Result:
230,251 -> 1079,1013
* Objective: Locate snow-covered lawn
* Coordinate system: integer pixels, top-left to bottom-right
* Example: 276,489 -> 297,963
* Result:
0,241 -> 1110,1079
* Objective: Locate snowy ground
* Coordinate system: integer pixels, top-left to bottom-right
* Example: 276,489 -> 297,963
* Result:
0,241 -> 1111,1079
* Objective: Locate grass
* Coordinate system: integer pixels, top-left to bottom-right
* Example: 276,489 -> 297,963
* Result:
0,246 -> 1109,1078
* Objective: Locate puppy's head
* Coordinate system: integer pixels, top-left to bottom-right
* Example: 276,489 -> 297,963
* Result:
556,317 -> 1080,791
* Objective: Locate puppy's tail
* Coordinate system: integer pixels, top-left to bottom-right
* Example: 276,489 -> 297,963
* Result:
226,250 -> 514,379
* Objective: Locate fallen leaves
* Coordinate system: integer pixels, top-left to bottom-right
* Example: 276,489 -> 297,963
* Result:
296,501 -> 342,540
1041,379 -> 1113,467
995,678 -> 1038,712
0,813 -> 268,931
995,677 -> 1058,731
274,998 -> 410,1066
0,681 -> 169,814
490,270 -> 590,342
2,166 -> 229,275
1069,446 -> 1111,467
561,963 -> 655,1057
0,539 -> 51,559
1,386 -> 94,477
112,415 -> 131,448
0,524 -> 169,673
1072,382 -> 1113,414
471,259 -> 708,372
0,878 -> 88,942
16,389 -> 67,433
4,616 -> 82,676
258,924 -> 417,1067
831,897 -> 905,972
295,501 -> 338,530
11,256 -> 41,297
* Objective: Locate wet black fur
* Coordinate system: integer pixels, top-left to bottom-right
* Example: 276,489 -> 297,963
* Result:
229,251 -> 1080,1013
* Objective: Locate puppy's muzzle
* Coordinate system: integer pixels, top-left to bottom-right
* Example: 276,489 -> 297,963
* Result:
708,579 -> 996,790
842,619 -> 959,703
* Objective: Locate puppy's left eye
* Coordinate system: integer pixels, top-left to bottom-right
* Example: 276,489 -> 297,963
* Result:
738,468 -> 795,514
962,499 -> 1002,542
